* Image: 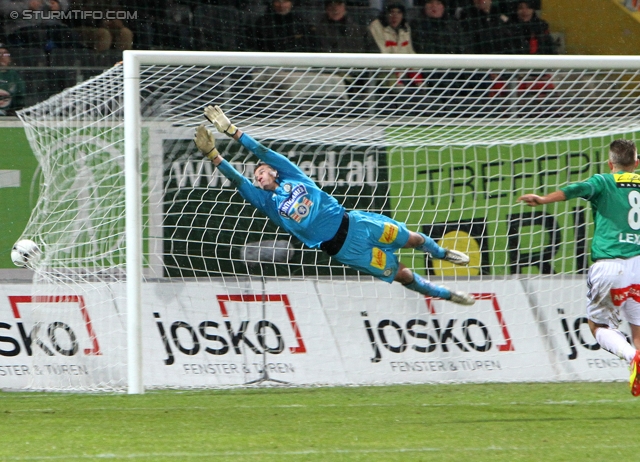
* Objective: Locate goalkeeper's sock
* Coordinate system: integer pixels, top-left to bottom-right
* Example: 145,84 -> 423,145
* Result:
403,273 -> 450,299
595,327 -> 637,362
417,233 -> 446,259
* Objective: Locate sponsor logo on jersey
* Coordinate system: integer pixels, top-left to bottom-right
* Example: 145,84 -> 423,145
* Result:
614,172 -> 640,188
379,223 -> 399,244
279,184 -> 313,222
290,198 -> 313,223
370,247 -> 386,270
610,284 -> 640,306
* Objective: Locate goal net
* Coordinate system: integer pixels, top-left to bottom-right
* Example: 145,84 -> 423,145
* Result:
14,52 -> 640,392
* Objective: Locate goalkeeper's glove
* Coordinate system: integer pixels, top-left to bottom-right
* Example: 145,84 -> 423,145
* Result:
193,124 -> 220,160
204,105 -> 238,137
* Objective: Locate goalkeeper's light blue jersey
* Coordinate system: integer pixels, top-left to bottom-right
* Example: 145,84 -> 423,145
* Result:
561,171 -> 640,261
216,133 -> 345,249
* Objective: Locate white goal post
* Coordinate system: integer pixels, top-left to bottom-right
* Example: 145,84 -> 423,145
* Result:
14,51 -> 640,394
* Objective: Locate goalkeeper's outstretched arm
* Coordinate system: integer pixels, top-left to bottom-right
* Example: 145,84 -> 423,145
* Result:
203,105 -> 307,181
193,123 -> 272,210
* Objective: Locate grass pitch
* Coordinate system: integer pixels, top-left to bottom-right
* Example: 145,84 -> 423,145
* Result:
1,382 -> 638,461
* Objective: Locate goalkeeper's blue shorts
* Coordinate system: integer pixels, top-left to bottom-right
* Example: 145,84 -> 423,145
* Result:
333,210 -> 410,283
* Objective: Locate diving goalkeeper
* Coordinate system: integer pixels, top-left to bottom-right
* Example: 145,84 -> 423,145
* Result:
193,105 -> 475,305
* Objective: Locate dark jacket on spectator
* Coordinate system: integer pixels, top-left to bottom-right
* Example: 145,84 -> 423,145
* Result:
315,14 -> 374,53
459,4 -> 514,54
410,9 -> 467,54
252,7 -> 318,52
510,12 -> 555,54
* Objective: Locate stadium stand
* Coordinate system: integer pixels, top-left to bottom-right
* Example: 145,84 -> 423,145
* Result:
0,1 -> 571,113
193,4 -> 242,51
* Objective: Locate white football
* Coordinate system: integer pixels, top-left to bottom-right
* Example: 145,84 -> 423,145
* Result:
11,239 -> 41,268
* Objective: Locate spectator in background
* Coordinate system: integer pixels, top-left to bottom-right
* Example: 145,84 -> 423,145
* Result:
411,0 -> 467,54
119,0 -> 160,50
67,0 -> 133,52
410,0 -> 468,112
0,43 -> 26,116
0,0 -> 81,49
315,0 -> 374,53
251,0 -> 318,52
458,0 -> 514,54
369,3 -> 424,90
368,0 -> 406,12
368,2 -> 415,54
157,0 -> 195,50
501,0 -> 533,16
451,0 -> 521,18
510,0 -> 555,54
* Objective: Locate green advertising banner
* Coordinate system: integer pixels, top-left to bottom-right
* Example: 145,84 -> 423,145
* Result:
0,125 -> 39,268
0,123 -> 153,272
160,127 -> 640,280
388,130 -> 640,277
9,120 -> 640,279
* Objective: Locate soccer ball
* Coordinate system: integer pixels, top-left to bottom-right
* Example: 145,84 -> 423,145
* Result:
11,239 -> 41,268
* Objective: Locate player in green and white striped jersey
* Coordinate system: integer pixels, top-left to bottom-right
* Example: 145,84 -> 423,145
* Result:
519,139 -> 640,396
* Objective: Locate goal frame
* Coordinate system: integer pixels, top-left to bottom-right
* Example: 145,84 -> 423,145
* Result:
122,51 -> 640,394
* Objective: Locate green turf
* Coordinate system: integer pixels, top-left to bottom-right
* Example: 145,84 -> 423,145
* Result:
1,382 -> 638,461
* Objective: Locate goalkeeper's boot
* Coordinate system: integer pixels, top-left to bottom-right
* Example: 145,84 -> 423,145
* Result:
449,290 -> 475,306
630,350 -> 640,397
443,249 -> 470,266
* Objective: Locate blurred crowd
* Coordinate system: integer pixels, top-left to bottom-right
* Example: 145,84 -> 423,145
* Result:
0,0 -> 558,114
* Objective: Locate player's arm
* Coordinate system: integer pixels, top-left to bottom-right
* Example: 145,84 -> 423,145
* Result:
193,123 -> 246,188
204,105 -> 305,179
193,124 -> 270,209
518,190 -> 567,206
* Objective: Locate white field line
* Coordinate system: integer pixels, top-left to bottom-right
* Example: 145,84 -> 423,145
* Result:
3,444 -> 640,461
2,398 -> 638,414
